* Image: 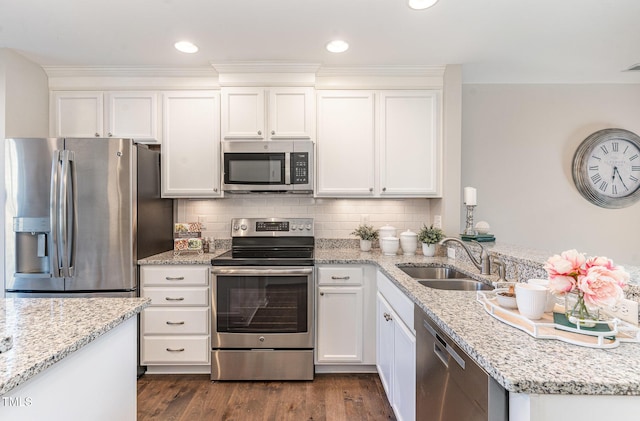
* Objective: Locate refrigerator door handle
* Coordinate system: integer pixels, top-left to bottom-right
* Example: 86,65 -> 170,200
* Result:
59,150 -> 77,278
68,151 -> 78,277
49,151 -> 62,278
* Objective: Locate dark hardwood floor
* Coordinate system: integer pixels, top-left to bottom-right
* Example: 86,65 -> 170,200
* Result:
137,373 -> 396,421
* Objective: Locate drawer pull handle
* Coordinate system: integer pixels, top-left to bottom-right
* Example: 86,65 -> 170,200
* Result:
165,276 -> 185,281
166,321 -> 185,325
165,297 -> 185,301
331,276 -> 351,280
166,347 -> 185,352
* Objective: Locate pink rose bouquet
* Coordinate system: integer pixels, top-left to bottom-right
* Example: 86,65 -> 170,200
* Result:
544,249 -> 628,308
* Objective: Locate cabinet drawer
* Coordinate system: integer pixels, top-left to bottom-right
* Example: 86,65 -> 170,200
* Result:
142,287 -> 209,306
141,265 -> 209,286
142,308 -> 209,335
142,336 -> 209,364
317,266 -> 364,286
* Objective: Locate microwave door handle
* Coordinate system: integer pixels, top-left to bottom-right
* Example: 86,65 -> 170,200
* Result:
285,152 -> 291,185
49,151 -> 62,278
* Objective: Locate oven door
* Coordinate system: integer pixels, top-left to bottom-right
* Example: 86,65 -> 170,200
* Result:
211,266 -> 314,349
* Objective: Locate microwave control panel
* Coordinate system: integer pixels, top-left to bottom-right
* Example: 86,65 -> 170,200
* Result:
291,152 -> 309,184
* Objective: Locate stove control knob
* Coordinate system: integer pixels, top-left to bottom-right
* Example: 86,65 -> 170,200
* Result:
233,224 -> 239,231
291,224 -> 297,230
259,336 -> 265,342
299,225 -> 304,230
240,224 -> 247,231
305,224 -> 312,230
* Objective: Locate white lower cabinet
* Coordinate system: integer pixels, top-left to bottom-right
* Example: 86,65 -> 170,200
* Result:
140,265 -> 211,374
315,265 -> 377,370
377,271 -> 416,421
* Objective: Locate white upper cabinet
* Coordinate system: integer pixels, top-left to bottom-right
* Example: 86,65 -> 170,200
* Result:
51,91 -> 104,138
378,91 -> 440,197
51,91 -> 160,142
161,91 -> 221,198
316,89 -> 442,198
316,91 -> 375,197
221,87 -> 314,140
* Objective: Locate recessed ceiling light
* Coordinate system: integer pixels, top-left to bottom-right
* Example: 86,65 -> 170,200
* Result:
174,41 -> 199,54
408,0 -> 439,10
326,40 -> 349,53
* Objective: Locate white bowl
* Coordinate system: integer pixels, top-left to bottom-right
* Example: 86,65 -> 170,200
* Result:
380,237 -> 400,256
495,288 -> 518,309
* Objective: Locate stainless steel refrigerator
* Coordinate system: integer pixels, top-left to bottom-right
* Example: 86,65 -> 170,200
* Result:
4,137 -> 173,297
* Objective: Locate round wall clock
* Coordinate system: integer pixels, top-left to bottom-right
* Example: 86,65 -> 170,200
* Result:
572,128 -> 640,209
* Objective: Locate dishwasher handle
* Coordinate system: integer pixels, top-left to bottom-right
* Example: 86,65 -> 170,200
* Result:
422,319 -> 466,370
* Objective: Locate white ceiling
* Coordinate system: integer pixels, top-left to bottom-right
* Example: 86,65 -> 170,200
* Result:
2,0 -> 640,83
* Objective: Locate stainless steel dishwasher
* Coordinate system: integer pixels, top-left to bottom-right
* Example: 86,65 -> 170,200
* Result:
415,305 -> 508,421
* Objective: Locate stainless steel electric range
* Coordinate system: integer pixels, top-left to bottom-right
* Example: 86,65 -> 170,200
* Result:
210,217 -> 314,381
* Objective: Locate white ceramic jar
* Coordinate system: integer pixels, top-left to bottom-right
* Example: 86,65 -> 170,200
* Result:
380,236 -> 400,256
400,229 -> 418,256
378,225 -> 397,240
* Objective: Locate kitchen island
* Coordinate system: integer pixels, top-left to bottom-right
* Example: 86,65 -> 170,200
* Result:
0,297 -> 149,421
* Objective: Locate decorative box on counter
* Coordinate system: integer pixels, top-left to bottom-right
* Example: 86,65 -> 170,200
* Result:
173,222 -> 203,255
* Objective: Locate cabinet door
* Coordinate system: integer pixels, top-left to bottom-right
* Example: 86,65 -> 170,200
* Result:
51,91 -> 103,137
392,316 -> 416,421
316,286 -> 364,363
268,88 -> 314,140
378,90 -> 441,197
316,91 -> 375,196
161,91 -> 221,197
105,92 -> 159,142
376,292 -> 395,402
221,87 -> 265,139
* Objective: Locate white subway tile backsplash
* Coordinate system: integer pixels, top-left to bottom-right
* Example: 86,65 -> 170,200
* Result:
177,197 -> 433,240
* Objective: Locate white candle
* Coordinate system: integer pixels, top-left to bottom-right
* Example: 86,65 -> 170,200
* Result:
464,187 -> 477,206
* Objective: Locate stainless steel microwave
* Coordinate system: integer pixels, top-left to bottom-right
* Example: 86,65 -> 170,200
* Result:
222,141 -> 314,194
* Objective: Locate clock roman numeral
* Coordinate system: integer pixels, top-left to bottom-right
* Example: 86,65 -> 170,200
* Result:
631,175 -> 639,183
612,184 -> 618,195
632,166 -> 640,171
600,145 -> 609,155
631,154 -> 639,161
591,155 -> 601,161
624,145 -> 630,154
599,181 -> 608,192
591,173 -> 602,184
612,142 -> 619,152
588,165 -> 599,171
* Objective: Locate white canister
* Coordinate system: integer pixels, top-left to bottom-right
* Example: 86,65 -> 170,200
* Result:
380,236 -> 400,256
379,225 -> 397,239
400,230 -> 418,256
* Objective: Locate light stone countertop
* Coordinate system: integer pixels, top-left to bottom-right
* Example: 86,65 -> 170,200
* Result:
0,297 -> 150,396
139,244 -> 640,395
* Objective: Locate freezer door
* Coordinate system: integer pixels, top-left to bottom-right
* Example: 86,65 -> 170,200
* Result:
63,138 -> 136,292
5,138 -> 66,292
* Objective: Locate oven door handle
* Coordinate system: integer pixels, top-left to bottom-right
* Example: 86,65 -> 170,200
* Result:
211,267 -> 313,276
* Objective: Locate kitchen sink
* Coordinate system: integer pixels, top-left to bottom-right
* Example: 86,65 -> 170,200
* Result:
417,279 -> 493,291
398,265 -> 470,280
397,265 -> 493,291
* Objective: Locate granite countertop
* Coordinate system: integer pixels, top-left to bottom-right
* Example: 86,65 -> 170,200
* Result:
138,249 -> 225,265
0,297 -> 150,396
139,245 -> 640,396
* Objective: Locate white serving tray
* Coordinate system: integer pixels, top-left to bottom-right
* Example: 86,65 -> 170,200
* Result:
477,290 -> 640,349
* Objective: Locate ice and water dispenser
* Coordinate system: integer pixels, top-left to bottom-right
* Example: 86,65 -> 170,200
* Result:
13,217 -> 50,275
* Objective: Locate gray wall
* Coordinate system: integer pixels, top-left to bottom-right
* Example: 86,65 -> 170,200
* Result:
462,84 -> 640,266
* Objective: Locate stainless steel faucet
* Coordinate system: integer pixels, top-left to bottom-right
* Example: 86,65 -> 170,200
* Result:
439,237 -> 491,275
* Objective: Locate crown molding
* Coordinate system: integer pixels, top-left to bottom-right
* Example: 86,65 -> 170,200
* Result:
316,65 -> 447,78
211,62 -> 322,74
42,66 -> 217,78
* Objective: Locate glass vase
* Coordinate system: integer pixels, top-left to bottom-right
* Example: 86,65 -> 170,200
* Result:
564,291 -> 599,327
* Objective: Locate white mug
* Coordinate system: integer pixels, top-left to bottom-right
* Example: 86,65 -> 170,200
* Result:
515,283 -> 548,320
527,278 -> 556,313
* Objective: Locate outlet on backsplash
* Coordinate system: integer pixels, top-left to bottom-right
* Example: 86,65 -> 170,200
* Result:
604,298 -> 639,326
447,247 -> 455,259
